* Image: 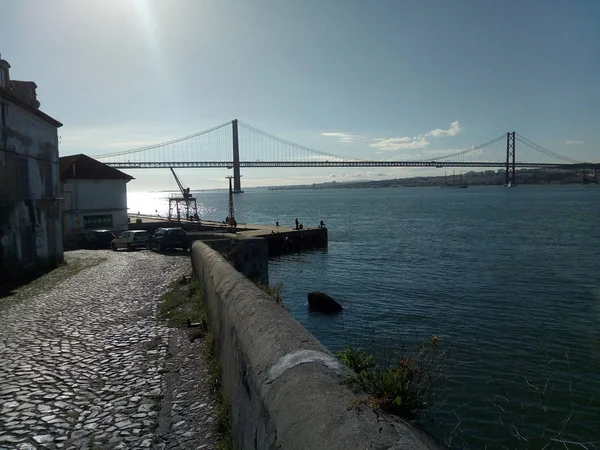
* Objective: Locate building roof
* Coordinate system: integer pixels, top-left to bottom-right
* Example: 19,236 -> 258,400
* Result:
59,154 -> 134,181
0,86 -> 62,128
10,80 -> 40,109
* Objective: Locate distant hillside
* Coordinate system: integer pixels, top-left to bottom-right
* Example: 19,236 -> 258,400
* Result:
268,168 -> 595,190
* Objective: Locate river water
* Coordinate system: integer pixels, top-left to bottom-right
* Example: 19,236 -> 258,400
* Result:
129,185 -> 600,449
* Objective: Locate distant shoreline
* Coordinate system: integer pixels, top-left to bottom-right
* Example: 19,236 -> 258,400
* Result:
266,168 -> 596,191
126,168 -> 597,193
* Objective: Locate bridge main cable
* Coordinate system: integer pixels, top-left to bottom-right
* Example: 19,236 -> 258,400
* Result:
95,121 -> 232,159
515,133 -> 586,164
238,120 -> 358,162
429,134 -> 506,161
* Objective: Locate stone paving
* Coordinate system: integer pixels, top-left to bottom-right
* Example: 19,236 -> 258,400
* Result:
0,250 -> 216,450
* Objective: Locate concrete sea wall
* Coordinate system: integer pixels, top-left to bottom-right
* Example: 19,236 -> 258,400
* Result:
190,241 -> 444,450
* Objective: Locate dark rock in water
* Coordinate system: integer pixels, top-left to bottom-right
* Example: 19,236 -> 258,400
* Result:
308,291 -> 343,313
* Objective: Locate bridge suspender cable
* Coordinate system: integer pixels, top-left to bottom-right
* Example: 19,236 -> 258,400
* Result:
95,121 -> 232,158
515,133 -> 585,164
238,120 -> 358,162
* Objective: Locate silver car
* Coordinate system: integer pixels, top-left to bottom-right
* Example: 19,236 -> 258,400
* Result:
111,230 -> 149,251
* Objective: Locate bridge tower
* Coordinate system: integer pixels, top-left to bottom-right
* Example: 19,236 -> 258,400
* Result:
232,119 -> 242,193
505,131 -> 516,186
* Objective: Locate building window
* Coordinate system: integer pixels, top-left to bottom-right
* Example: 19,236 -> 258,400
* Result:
43,164 -> 53,198
83,214 -> 113,230
18,158 -> 29,199
20,225 -> 34,265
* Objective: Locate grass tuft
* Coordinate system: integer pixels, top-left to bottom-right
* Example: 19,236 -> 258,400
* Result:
157,279 -> 206,327
256,282 -> 285,306
338,335 -> 445,421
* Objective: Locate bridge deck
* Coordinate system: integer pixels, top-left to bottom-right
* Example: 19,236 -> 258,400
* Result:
109,161 -> 599,169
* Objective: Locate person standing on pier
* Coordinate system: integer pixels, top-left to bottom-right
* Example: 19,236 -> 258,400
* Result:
295,218 -> 299,230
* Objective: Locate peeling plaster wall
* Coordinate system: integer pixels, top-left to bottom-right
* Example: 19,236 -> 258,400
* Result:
61,179 -> 129,235
0,98 -> 62,282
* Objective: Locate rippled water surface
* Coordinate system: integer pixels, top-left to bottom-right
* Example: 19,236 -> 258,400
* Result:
130,185 -> 600,449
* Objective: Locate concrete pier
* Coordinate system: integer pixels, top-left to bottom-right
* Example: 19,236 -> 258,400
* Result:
128,214 -> 328,257
240,226 -> 328,256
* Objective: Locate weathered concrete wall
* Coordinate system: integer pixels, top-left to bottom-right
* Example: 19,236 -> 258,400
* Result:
0,97 -> 63,282
190,235 -> 269,284
191,242 -> 444,450
264,227 -> 328,256
200,237 -> 232,254
62,179 -> 128,235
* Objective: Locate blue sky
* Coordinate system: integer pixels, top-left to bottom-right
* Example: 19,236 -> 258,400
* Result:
1,0 -> 598,190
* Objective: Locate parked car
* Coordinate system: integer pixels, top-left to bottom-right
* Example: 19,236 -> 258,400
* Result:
111,230 -> 149,251
79,230 -> 116,249
147,227 -> 189,252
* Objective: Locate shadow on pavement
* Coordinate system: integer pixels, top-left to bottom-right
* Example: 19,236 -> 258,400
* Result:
151,249 -> 190,257
1,270 -> 52,299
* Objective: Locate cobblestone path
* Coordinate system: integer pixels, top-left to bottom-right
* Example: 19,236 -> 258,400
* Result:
0,250 -> 216,450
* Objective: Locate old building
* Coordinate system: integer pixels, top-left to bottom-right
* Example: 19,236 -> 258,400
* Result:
0,57 -> 64,283
59,154 -> 133,242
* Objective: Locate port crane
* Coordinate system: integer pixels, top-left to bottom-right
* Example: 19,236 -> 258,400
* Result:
168,168 -> 199,221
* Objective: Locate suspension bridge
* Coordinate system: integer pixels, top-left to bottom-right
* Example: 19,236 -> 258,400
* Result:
96,119 -> 598,193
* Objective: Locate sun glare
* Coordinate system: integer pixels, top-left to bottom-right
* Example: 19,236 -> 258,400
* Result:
131,0 -> 161,60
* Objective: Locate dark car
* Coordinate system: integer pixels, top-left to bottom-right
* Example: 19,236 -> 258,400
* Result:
79,230 -> 117,249
147,227 -> 189,252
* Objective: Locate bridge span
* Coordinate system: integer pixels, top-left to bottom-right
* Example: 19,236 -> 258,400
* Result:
96,120 -> 597,192
105,161 -> 594,170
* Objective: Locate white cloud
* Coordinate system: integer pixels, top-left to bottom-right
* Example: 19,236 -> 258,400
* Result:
566,140 -> 584,145
426,121 -> 462,137
388,137 -> 413,143
369,136 -> 429,152
323,121 -> 462,153
365,120 -> 462,153
321,132 -> 361,143
321,132 -> 367,144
